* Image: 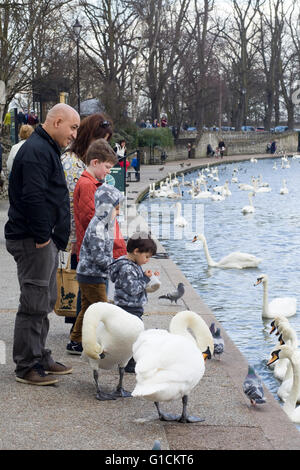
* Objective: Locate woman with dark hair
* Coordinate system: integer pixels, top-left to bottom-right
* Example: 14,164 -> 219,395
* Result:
61,113 -> 126,332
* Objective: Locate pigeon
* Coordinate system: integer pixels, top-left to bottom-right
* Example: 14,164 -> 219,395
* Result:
243,365 -> 266,406
152,440 -> 161,450
186,163 -> 191,167
209,323 -> 224,359
159,167 -> 164,171
179,162 -> 185,168
158,283 -> 185,304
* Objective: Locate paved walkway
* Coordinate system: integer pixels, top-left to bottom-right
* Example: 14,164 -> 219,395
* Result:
0,152 -> 300,450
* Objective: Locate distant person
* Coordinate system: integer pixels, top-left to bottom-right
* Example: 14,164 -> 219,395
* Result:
17,110 -> 26,130
187,142 -> 192,158
6,124 -> 34,174
266,142 -> 271,153
271,141 -> 277,154
161,116 -> 168,127
3,111 -> 11,134
5,103 -> 80,386
153,118 -> 160,128
27,110 -> 39,126
218,140 -> 226,158
206,144 -> 215,157
114,139 -> 130,172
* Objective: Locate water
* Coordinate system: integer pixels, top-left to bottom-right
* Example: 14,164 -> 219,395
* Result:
140,156 -> 300,426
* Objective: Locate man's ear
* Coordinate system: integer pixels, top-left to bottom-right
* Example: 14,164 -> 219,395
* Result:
53,117 -> 62,129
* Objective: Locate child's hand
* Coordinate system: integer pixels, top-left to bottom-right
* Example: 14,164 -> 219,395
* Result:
154,271 -> 160,277
144,269 -> 153,277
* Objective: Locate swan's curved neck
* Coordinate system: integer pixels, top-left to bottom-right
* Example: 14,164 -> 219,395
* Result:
283,352 -> 300,413
201,237 -> 217,267
169,311 -> 213,354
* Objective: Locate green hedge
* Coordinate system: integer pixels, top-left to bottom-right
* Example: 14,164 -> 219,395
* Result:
137,127 -> 174,148
112,126 -> 174,151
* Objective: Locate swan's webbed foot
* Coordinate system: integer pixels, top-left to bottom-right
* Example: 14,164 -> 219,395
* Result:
112,387 -> 132,398
177,396 -> 205,423
177,415 -> 205,423
93,369 -> 116,401
111,367 -> 132,398
154,402 -> 180,422
96,390 -> 117,401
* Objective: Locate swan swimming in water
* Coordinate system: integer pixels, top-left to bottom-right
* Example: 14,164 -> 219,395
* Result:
174,202 -> 188,227
132,310 -> 214,423
192,234 -> 262,269
241,192 -> 255,214
254,274 -> 297,319
280,179 -> 289,195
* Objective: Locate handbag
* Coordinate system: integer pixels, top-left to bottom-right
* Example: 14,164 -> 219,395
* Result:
54,253 -> 78,317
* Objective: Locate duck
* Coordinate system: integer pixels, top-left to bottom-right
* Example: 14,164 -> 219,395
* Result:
243,365 -> 266,406
267,345 -> 300,423
280,179 -> 289,195
132,310 -> 214,423
241,192 -> 255,214
193,234 -> 262,269
254,274 -> 297,319
276,326 -> 300,401
174,202 -> 188,227
81,302 -> 144,400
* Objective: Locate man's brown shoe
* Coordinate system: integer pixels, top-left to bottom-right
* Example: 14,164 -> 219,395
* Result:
16,364 -> 58,386
45,361 -> 73,375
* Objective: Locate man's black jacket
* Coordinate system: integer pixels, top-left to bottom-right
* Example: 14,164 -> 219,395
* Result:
5,125 -> 70,250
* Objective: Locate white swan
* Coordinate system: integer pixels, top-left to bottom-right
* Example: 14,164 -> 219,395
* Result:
193,233 -> 262,269
82,302 -> 144,400
174,202 -> 188,227
280,179 -> 289,195
132,310 -> 214,423
272,322 -> 296,381
273,162 -> 278,170
276,325 -> 300,399
254,274 -> 297,319
267,345 -> 300,423
241,192 -> 255,214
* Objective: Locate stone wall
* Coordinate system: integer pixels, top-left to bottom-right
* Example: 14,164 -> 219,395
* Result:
140,130 -> 300,163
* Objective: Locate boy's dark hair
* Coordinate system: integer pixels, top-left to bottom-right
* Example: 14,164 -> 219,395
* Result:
127,232 -> 157,255
85,138 -> 118,166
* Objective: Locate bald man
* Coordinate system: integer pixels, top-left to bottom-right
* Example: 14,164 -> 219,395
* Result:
5,103 -> 80,386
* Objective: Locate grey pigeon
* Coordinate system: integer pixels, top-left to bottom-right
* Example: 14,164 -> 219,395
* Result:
159,283 -> 185,304
243,365 -> 266,406
152,440 -> 161,450
159,167 -> 164,171
209,323 -> 224,359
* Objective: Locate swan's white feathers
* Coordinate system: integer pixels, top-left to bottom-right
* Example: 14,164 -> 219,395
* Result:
133,330 -> 204,401
82,302 -> 144,370
132,311 -> 212,404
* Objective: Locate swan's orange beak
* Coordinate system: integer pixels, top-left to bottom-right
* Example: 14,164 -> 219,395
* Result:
202,347 -> 211,362
192,235 -> 198,243
267,351 -> 280,366
270,321 -> 276,334
254,278 -> 262,286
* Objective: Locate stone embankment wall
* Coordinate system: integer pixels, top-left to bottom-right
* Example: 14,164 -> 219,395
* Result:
141,130 -> 299,163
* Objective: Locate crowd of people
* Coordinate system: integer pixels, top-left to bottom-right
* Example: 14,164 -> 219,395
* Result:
5,103 -> 160,385
139,116 -> 168,128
